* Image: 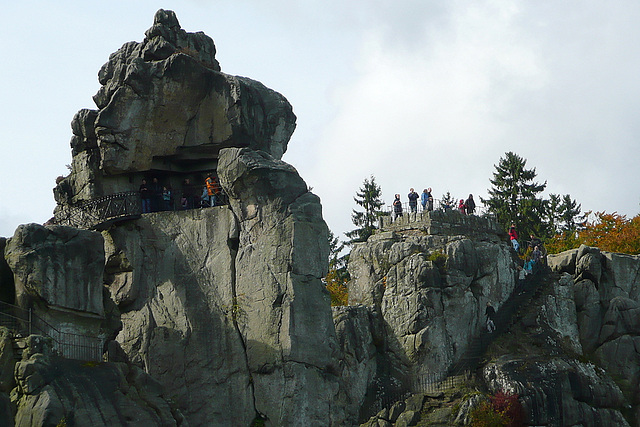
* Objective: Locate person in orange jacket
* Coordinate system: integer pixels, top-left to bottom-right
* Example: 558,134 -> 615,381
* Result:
205,173 -> 221,207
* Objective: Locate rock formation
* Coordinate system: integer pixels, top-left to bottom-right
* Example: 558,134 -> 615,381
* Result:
54,8 -> 295,210
2,8 -> 341,427
2,7 -> 640,427
347,211 -> 516,381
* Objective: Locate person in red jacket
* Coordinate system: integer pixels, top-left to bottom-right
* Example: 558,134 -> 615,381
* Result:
458,199 -> 466,214
508,223 -> 519,253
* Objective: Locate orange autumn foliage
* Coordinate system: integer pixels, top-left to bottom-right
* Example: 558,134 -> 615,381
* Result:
325,269 -> 348,306
547,212 -> 640,255
579,212 -> 640,254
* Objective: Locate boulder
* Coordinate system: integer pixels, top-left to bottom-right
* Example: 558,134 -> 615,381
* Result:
547,248 -> 578,274
483,356 -> 628,427
4,224 -> 104,317
12,339 -> 184,427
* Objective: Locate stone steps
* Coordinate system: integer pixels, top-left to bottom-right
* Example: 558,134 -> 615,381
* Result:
447,265 -> 551,377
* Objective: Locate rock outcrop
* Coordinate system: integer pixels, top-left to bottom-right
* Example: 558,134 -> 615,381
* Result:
8,334 -> 184,426
347,212 -> 516,381
54,8 -> 296,209
3,8 -> 340,427
4,6 -> 640,427
547,245 -> 640,421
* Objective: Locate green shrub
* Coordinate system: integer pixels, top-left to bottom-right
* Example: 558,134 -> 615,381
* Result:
428,250 -> 448,274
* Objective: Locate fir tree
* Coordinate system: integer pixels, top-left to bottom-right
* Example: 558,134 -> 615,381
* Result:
558,194 -> 585,232
441,191 -> 455,209
345,176 -> 384,244
483,152 -> 547,238
544,193 -> 584,235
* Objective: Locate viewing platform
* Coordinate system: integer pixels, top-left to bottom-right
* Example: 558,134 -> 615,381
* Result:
378,209 -> 503,239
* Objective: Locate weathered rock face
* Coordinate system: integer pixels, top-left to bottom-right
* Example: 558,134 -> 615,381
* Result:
550,245 -> 640,414
218,147 -> 340,424
4,224 -> 104,317
104,208 -> 253,426
461,244 -> 640,426
347,213 -> 517,380
98,144 -> 341,425
55,8 -> 296,208
483,356 -> 629,426
331,305 -> 378,423
3,8 -> 342,426
9,335 -> 184,426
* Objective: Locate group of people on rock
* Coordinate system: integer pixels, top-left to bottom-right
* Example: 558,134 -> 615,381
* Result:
139,173 -> 223,214
509,223 -> 546,291
392,188 -> 476,221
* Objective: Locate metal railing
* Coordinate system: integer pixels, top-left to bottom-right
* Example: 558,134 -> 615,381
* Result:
0,301 -> 103,362
0,300 -> 30,333
364,371 -> 470,419
55,191 -> 142,230
55,188 -> 232,230
383,199 -> 491,217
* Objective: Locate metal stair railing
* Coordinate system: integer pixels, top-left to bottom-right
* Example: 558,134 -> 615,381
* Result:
0,301 -> 102,362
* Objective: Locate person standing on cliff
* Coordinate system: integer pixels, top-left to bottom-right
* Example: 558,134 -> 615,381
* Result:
509,223 -> 519,253
465,194 -> 476,215
408,188 -> 419,213
420,189 -> 429,212
458,199 -> 466,214
485,302 -> 496,333
393,194 -> 403,221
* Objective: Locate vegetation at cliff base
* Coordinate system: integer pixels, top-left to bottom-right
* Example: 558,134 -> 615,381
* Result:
469,391 -> 524,427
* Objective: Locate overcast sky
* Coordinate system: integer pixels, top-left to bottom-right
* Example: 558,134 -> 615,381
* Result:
1,1 -> 638,241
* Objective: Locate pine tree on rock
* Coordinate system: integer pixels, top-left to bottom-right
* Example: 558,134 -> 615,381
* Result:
483,152 -> 547,238
345,176 -> 384,244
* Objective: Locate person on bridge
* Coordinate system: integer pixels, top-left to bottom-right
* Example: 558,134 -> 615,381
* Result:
408,188 -> 419,213
182,178 -> 195,209
162,186 -> 172,211
150,177 -> 162,212
485,302 -> 496,333
139,179 -> 151,213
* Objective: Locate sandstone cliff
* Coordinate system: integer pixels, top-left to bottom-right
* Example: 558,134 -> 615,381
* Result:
1,9 -> 341,427
2,7 -> 639,427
